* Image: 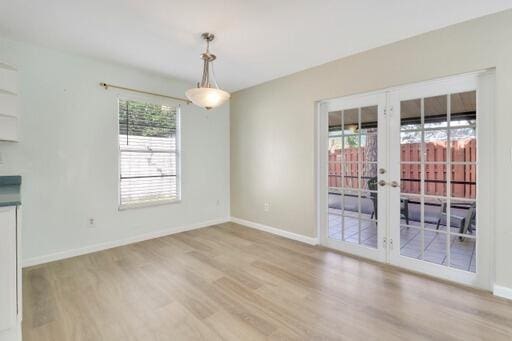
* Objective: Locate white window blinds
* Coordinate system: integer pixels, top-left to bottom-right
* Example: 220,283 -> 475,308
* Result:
118,98 -> 180,207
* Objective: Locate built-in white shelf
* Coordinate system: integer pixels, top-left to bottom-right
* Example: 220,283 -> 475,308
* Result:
0,63 -> 19,142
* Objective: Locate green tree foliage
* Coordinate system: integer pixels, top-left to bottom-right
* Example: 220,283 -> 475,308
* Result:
119,99 -> 176,138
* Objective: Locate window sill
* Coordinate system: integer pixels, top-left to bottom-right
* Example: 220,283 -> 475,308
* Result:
118,198 -> 181,211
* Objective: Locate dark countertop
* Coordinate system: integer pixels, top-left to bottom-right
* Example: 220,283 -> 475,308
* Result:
0,176 -> 21,207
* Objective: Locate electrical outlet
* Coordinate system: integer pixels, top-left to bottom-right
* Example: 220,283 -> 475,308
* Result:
87,218 -> 96,228
263,202 -> 270,212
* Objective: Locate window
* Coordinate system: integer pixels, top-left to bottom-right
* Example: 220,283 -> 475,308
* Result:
118,98 -> 180,208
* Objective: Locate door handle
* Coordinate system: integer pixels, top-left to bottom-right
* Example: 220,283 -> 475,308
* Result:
378,180 -> 400,187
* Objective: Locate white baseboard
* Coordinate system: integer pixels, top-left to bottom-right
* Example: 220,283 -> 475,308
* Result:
22,217 -> 230,268
493,284 -> 512,300
230,217 -> 319,245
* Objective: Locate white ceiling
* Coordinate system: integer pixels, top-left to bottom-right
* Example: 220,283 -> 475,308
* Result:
1,1 -> 511,91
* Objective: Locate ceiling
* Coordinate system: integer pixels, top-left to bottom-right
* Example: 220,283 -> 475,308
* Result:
1,1 -> 511,91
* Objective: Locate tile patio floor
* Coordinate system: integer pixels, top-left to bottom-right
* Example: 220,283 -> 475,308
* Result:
328,211 -> 476,272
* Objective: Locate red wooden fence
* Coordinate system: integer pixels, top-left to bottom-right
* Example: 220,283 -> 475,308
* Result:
328,138 -> 476,198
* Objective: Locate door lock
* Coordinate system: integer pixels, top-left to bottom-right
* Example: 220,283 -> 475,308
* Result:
390,181 -> 399,188
378,180 -> 386,187
379,168 -> 386,174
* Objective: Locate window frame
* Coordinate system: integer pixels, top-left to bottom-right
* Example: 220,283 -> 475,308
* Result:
116,94 -> 182,210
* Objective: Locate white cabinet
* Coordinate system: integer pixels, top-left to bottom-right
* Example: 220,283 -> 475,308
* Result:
0,206 -> 21,341
0,63 -> 19,142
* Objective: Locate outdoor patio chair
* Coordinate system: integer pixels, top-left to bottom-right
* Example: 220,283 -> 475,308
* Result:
368,177 -> 409,224
435,201 -> 476,241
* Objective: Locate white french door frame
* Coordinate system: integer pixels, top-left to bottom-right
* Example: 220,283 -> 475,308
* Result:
318,92 -> 388,262
387,71 -> 494,289
316,70 -> 495,290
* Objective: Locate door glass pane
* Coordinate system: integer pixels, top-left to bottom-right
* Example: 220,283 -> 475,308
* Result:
342,108 -> 359,133
361,105 -> 378,134
401,98 -> 421,131
343,216 -> 360,244
424,130 -> 447,162
343,136 -> 359,162
398,89 -> 477,273
451,164 -> 476,199
424,164 -> 447,196
424,95 -> 447,129
449,201 -> 476,238
360,163 -> 378,190
328,211 -> 342,240
361,134 -> 378,162
450,91 -> 476,127
400,226 -> 423,259
360,219 -> 378,248
450,236 -> 476,272
360,195 -> 375,221
329,111 -> 342,131
359,105 -> 378,248
400,163 -> 421,195
423,230 -> 447,265
341,163 -> 358,189
424,197 -> 445,231
400,131 -> 421,162
400,130 -> 423,162
342,190 -> 359,218
327,104 -> 378,250
400,194 -> 420,227
328,161 -> 341,188
451,127 -> 476,143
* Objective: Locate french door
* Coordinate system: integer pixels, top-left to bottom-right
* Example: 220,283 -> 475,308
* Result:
320,92 -> 388,262
319,71 -> 493,289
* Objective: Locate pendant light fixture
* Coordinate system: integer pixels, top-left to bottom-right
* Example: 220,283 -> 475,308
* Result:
186,33 -> 230,110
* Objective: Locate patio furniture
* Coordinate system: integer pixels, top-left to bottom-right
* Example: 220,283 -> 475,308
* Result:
368,177 -> 378,219
435,201 -> 476,241
367,177 -> 409,224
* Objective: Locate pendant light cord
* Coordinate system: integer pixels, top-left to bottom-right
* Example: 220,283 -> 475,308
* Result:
210,62 -> 220,89
199,36 -> 220,89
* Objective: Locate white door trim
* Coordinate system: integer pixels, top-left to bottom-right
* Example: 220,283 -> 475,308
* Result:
318,92 -> 387,262
387,70 -> 494,290
316,69 -> 495,290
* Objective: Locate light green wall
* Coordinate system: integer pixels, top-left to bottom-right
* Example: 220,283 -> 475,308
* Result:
0,38 -> 230,263
231,10 -> 512,288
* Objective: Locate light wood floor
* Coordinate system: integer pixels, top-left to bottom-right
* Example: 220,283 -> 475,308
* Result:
23,222 -> 512,340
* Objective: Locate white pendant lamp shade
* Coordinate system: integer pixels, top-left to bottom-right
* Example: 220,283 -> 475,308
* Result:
185,87 -> 230,110
186,33 -> 230,110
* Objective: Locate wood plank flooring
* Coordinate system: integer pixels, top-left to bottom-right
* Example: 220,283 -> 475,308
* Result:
22,222 -> 512,340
